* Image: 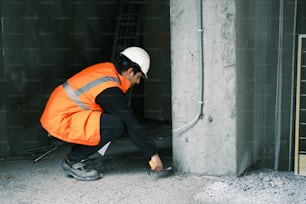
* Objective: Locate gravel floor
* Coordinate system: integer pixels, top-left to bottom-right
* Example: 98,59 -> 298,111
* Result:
1,144 -> 306,204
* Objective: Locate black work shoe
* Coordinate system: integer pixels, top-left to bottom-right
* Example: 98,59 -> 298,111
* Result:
61,155 -> 101,181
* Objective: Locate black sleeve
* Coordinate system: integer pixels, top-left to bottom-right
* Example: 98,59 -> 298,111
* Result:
95,87 -> 157,160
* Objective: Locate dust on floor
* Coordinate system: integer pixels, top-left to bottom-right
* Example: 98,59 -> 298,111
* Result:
1,144 -> 306,204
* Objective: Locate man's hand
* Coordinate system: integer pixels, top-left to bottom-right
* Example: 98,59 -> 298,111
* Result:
149,154 -> 163,172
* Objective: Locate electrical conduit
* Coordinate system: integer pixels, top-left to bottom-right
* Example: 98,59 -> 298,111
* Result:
173,0 -> 204,136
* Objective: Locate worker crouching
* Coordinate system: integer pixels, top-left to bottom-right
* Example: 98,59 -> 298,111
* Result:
40,47 -> 163,181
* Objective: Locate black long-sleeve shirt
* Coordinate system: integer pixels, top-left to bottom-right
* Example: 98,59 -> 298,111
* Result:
95,87 -> 157,160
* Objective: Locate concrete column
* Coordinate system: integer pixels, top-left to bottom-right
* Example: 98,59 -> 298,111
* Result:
170,0 -> 237,175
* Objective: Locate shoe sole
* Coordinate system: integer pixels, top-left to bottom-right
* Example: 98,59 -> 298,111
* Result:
61,162 -> 101,181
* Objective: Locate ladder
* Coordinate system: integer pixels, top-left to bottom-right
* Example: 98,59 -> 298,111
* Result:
295,34 -> 306,175
111,0 -> 142,61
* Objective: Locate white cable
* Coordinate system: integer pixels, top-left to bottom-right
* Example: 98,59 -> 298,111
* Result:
173,0 -> 204,137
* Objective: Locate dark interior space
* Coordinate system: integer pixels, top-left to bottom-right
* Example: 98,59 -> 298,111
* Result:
0,0 -> 172,158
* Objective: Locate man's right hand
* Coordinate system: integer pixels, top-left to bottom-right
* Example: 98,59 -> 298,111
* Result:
149,154 -> 163,172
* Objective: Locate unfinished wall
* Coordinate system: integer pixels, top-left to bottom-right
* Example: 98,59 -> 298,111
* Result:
171,0 -> 237,175
297,0 -> 306,34
0,0 -> 172,158
143,0 -> 171,121
236,0 -> 298,173
0,0 -> 118,157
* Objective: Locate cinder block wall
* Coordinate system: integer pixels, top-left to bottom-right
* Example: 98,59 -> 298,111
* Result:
0,0 -> 117,157
143,0 -> 171,121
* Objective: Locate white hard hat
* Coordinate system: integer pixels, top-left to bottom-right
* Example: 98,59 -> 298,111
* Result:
120,47 -> 150,78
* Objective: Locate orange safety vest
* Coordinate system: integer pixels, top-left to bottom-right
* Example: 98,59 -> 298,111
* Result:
40,62 -> 131,146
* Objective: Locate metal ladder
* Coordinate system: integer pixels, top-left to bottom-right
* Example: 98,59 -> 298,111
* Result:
295,34 -> 306,175
111,0 -> 142,61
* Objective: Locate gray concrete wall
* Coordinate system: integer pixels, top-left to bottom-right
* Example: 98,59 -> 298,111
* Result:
236,0 -> 297,172
171,0 -> 237,175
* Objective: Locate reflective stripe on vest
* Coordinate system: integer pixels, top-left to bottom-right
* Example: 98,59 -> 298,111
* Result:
62,76 -> 120,110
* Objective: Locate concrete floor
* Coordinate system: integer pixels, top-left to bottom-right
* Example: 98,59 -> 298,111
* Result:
0,118 -> 176,203
2,143 -> 306,204
2,119 -> 306,204
0,144 -> 176,204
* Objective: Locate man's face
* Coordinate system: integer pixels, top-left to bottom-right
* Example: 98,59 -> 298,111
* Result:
129,72 -> 143,86
123,68 -> 144,86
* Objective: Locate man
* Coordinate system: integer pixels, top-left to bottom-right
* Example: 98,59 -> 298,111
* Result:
40,46 -> 163,181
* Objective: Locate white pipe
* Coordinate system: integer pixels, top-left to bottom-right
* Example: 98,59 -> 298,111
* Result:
289,0 -> 298,171
1,17 -> 4,57
173,0 -> 204,136
274,0 -> 284,170
197,0 -> 204,118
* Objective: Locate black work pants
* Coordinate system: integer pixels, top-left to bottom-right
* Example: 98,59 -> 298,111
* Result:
69,114 -> 124,161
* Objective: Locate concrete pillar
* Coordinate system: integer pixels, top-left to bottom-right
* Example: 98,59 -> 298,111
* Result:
170,0 -> 237,175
